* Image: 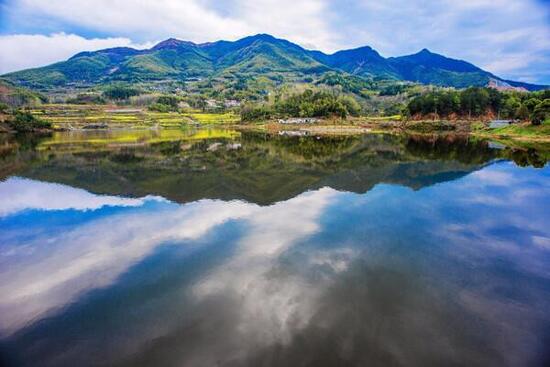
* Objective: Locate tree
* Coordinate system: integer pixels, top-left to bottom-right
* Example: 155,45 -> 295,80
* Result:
487,88 -> 503,115
384,103 -> 405,117
340,96 -> 362,116
103,85 -> 141,100
502,96 -> 520,119
273,89 -> 356,119
524,98 -> 541,113
514,104 -> 529,121
240,104 -> 272,121
531,99 -> 550,125
460,88 -> 489,118
157,96 -> 179,109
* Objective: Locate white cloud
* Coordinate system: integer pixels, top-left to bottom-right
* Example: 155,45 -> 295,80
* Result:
0,192 -> 257,336
0,33 -> 153,74
1,0 -> 339,74
14,0 -> 338,51
468,169 -> 516,186
0,177 -> 342,339
193,187 -> 339,350
234,0 -> 339,51
1,0 -> 549,82
16,0 -> 250,43
0,177 -> 159,216
339,0 -> 550,83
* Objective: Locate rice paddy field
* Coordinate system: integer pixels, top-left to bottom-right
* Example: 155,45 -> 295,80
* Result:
29,104 -> 240,129
23,104 -> 550,145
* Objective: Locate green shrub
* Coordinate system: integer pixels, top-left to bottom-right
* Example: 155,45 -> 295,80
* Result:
241,104 -> 273,121
9,111 -> 52,132
149,103 -> 173,113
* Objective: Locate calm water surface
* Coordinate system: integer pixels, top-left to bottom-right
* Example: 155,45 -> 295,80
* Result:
0,129 -> 549,367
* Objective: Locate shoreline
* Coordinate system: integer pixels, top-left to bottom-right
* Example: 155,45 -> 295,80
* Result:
3,106 -> 549,143
236,120 -> 550,143
4,122 -> 550,144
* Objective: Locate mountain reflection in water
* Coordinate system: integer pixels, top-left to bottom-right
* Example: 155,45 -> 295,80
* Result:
0,130 -> 549,367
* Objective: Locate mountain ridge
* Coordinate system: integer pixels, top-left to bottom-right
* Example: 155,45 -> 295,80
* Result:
3,33 -> 547,91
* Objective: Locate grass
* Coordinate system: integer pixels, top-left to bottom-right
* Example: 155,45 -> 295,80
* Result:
473,119 -> 550,142
492,120 -> 550,137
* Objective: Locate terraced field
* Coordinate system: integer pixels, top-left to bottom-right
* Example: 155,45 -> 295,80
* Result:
29,104 -> 240,129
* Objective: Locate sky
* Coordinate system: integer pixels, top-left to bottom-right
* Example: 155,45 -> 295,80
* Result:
0,0 -> 549,84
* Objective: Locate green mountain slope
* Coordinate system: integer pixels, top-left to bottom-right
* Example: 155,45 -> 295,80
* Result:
210,35 -> 325,75
2,34 -> 547,91
387,49 -> 490,88
308,46 -> 399,79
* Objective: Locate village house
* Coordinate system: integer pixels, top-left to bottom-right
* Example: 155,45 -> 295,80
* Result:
224,100 -> 241,108
278,118 -> 320,124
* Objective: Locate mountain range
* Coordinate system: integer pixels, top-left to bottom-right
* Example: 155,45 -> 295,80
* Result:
3,33 -> 546,91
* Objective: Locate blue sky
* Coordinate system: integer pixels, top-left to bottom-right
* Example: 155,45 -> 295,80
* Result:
0,0 -> 549,84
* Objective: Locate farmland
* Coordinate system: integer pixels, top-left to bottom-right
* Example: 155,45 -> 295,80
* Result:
28,104 -> 240,130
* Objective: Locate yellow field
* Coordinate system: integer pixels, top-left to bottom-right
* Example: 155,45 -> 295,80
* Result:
184,112 -> 240,124
27,104 -> 240,129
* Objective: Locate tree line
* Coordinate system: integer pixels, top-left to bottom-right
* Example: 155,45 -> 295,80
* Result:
241,89 -> 361,121
406,87 -> 550,124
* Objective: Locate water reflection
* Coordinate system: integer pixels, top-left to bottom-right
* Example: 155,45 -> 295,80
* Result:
0,131 -> 549,367
0,177 -> 151,217
4,130 -> 547,206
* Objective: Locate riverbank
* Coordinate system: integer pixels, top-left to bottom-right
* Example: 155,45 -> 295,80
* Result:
2,104 -> 549,143
237,117 -> 550,143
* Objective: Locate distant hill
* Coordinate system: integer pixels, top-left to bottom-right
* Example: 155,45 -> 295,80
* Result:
3,34 -> 547,91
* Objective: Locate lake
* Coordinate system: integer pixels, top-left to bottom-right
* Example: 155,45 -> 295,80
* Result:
0,129 -> 549,367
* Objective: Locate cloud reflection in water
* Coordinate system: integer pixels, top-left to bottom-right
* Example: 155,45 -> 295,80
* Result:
1,162 -> 550,367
